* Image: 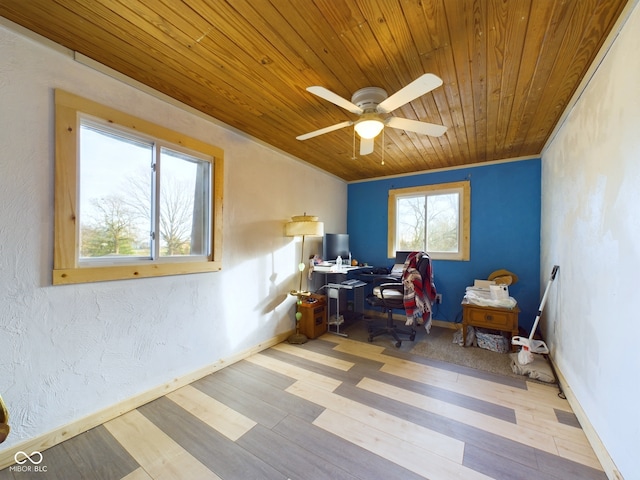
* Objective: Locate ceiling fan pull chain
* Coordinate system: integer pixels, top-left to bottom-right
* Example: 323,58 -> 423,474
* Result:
352,126 -> 356,159
381,128 -> 385,165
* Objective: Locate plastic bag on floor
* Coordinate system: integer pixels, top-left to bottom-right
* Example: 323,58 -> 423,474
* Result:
509,353 -> 555,383
453,326 -> 475,347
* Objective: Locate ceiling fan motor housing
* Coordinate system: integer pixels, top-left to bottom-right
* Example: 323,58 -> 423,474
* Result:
351,87 -> 388,112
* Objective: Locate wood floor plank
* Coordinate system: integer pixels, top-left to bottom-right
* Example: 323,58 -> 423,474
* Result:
330,338 -> 462,383
121,468 -> 153,480
272,412 -> 429,480
261,344 -> 396,387
332,381 -> 543,471
370,368 -> 518,423
104,409 -> 221,480
303,338 -> 388,370
314,409 -> 492,480
8,442 -> 79,480
139,396 -> 286,479
553,436 -> 604,471
0,335 -> 603,480
166,385 -> 256,441
326,336 -> 567,417
209,363 -> 325,424
245,353 -> 342,391
62,425 -> 139,479
379,344 -> 529,389
535,448 -> 608,480
380,360 -> 570,417
515,411 -> 594,448
236,423 -> 361,480
298,340 -> 523,422
271,342 -> 355,371
286,380 -> 465,463
224,358 -> 297,390
554,409 -> 581,428
463,442 -> 557,480
192,372 -> 288,429
356,377 -> 560,456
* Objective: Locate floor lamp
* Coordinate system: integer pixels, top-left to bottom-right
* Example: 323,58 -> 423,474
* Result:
285,214 -> 324,343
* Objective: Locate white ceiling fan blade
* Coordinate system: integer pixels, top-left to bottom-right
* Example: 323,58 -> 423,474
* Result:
306,86 -> 363,114
296,121 -> 353,140
359,137 -> 374,155
376,73 -> 443,113
386,116 -> 447,137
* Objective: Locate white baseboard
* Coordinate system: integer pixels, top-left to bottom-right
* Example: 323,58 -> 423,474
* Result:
551,358 -> 624,480
0,330 -> 291,470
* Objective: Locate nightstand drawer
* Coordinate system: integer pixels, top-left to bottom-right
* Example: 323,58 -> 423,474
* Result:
461,299 -> 519,350
466,309 -> 512,329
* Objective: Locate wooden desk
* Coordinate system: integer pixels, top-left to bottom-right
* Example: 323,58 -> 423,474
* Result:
461,298 -> 519,349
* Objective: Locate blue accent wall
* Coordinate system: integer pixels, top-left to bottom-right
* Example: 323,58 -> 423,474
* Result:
347,159 -> 541,332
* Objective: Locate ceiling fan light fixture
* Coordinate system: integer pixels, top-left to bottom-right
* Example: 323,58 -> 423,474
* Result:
354,118 -> 384,139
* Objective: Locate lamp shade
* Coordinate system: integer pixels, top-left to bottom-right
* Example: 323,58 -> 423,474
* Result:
354,119 -> 384,139
285,215 -> 324,237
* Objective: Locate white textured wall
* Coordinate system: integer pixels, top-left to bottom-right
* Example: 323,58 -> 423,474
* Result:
0,20 -> 346,450
541,3 -> 640,478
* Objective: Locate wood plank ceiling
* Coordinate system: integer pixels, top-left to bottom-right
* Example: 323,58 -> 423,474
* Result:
0,0 -> 629,181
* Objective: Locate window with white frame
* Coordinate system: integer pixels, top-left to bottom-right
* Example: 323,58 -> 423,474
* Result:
388,180 -> 470,261
54,90 -> 224,285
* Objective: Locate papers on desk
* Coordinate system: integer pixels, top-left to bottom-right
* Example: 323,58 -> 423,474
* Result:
326,280 -> 366,290
314,264 -> 360,273
340,279 -> 366,289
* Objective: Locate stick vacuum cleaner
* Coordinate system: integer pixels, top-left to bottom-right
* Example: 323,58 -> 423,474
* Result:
512,265 -> 559,364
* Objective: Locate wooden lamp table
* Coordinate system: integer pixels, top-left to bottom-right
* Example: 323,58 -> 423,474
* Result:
297,294 -> 327,339
461,298 -> 519,350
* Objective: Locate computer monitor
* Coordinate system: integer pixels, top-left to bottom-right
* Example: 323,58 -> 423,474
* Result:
391,251 -> 412,276
394,251 -> 412,264
323,233 -> 349,262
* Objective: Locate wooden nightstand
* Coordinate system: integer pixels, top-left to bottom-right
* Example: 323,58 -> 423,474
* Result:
461,298 -> 519,350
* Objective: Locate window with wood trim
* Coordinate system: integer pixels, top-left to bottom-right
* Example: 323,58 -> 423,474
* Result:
388,181 -> 470,261
53,90 -> 223,285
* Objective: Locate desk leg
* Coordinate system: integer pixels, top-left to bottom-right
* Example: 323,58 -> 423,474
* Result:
462,323 -> 468,347
327,285 -> 347,337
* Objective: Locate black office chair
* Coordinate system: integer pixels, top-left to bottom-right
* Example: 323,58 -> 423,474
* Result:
365,276 -> 416,347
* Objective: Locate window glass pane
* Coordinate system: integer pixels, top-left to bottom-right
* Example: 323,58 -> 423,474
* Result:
426,193 -> 459,253
79,124 -> 152,260
388,181 -> 469,261
159,148 -> 210,257
397,195 -> 425,251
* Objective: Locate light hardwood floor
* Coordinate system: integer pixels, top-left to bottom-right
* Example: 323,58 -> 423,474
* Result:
0,334 -> 605,479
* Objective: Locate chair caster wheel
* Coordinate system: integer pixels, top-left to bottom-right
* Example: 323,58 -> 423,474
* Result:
395,341 -> 402,348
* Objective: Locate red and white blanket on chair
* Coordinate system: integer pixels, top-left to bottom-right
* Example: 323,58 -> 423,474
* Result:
402,252 -> 433,333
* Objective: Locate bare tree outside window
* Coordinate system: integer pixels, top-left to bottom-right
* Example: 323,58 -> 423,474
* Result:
78,120 -> 210,262
397,196 -> 425,251
80,195 -> 138,257
389,181 -> 470,261
426,193 -> 459,252
53,89 -> 223,285
397,193 -> 459,252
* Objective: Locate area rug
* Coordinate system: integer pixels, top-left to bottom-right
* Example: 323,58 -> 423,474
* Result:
341,318 -> 556,383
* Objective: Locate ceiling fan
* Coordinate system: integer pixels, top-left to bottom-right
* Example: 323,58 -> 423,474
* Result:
296,73 -> 447,156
